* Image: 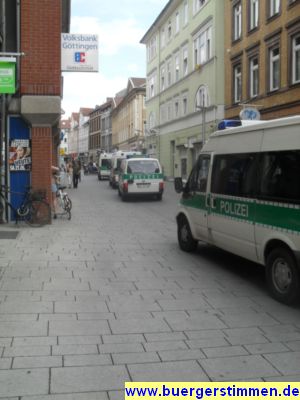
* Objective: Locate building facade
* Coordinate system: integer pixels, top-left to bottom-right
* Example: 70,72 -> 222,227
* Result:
78,107 -> 93,163
225,0 -> 300,120
141,0 -> 225,179
89,106 -> 101,162
68,112 -> 79,158
111,78 -> 146,152
60,118 -> 71,161
99,99 -> 113,153
0,0 -> 71,219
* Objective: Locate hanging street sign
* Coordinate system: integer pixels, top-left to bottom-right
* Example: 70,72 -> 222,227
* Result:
61,34 -> 99,72
0,58 -> 16,94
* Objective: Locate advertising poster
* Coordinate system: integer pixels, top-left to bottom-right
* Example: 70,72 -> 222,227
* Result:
9,138 -> 31,171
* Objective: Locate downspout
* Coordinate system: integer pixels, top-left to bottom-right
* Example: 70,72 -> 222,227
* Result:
16,0 -> 20,91
0,0 -> 6,222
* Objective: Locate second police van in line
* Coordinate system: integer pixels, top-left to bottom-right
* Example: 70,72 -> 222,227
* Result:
175,116 -> 300,304
118,157 -> 164,201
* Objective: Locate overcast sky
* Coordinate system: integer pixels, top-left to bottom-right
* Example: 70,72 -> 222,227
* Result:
61,0 -> 168,118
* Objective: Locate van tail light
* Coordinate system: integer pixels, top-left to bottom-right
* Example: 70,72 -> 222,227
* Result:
123,182 -> 128,192
159,181 -> 164,191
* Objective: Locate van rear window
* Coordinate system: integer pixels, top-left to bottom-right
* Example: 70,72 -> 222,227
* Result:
127,160 -> 160,174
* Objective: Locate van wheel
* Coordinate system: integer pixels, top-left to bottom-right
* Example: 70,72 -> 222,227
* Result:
266,248 -> 300,305
177,216 -> 198,252
156,193 -> 162,201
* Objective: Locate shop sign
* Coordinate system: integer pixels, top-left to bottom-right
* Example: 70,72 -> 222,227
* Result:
240,107 -> 261,121
61,34 -> 99,72
0,59 -> 16,94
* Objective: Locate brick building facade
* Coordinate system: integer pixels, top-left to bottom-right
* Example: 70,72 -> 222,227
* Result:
0,0 -> 71,220
225,0 -> 300,120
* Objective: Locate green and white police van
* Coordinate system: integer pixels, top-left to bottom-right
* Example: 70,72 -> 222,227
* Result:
98,153 -> 112,180
118,157 -> 164,201
174,116 -> 300,304
110,151 -> 142,188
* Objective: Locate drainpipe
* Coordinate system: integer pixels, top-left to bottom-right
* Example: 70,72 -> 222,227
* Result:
0,0 -> 6,222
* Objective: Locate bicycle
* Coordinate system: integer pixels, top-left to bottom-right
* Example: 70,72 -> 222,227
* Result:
55,184 -> 72,220
0,185 -> 51,227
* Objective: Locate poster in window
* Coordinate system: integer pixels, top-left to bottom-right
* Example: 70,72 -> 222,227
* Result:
9,139 -> 32,171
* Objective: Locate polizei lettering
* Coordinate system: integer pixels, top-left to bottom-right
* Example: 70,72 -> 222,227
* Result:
220,200 -> 249,218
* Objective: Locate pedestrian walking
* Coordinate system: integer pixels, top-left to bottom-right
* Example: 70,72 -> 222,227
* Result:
66,161 -> 73,188
72,159 -> 81,189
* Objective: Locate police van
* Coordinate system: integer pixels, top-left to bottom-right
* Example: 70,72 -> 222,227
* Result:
174,116 -> 300,304
110,151 -> 142,188
118,157 -> 164,201
98,153 -> 112,180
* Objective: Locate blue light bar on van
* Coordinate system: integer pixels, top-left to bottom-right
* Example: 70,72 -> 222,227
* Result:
218,120 -> 242,130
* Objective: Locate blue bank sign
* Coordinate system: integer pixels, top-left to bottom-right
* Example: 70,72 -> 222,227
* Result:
61,34 -> 99,72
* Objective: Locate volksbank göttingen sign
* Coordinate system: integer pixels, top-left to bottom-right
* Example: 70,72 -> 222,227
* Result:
0,58 -> 16,94
61,34 -> 99,72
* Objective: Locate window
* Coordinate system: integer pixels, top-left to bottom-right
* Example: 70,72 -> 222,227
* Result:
182,96 -> 188,115
174,98 -> 179,117
147,36 -> 157,62
249,0 -> 259,31
160,65 -> 165,91
161,28 -> 165,49
269,0 -> 280,17
148,74 -> 156,98
174,53 -> 180,82
175,11 -> 180,34
195,85 -> 209,110
233,63 -> 242,103
259,151 -> 300,203
233,2 -> 242,41
292,34 -> 300,84
188,155 -> 211,193
168,20 -> 172,41
167,102 -> 172,120
193,25 -> 212,67
167,60 -> 172,86
269,46 -> 280,91
211,154 -> 257,197
249,56 -> 259,98
184,1 -> 189,25
194,0 -> 207,15
183,47 -> 188,76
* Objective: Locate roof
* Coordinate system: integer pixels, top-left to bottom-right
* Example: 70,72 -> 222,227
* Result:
140,0 -> 174,44
80,107 -> 94,116
129,77 -> 146,89
60,119 -> 71,129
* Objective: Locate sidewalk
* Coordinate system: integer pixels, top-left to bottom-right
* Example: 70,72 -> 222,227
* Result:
0,176 -> 300,398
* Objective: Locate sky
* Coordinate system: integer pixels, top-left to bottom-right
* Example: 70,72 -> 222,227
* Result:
61,0 -> 169,119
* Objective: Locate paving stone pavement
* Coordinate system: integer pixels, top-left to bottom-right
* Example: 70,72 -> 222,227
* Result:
0,175 -> 299,398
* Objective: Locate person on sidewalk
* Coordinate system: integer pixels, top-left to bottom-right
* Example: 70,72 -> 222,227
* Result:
66,161 -> 73,188
72,159 -> 80,189
51,165 -> 59,219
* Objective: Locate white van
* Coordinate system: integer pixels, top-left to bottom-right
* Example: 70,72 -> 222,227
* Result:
174,116 -> 300,304
110,151 -> 142,188
98,153 -> 112,180
118,157 -> 164,201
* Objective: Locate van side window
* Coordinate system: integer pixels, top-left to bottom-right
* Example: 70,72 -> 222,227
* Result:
259,151 -> 300,203
188,155 -> 210,192
211,153 -> 257,197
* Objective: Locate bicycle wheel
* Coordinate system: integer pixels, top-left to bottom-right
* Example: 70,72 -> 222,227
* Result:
24,200 -> 51,227
63,195 -> 72,211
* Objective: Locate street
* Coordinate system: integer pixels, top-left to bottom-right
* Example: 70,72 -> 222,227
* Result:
0,174 -> 299,398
